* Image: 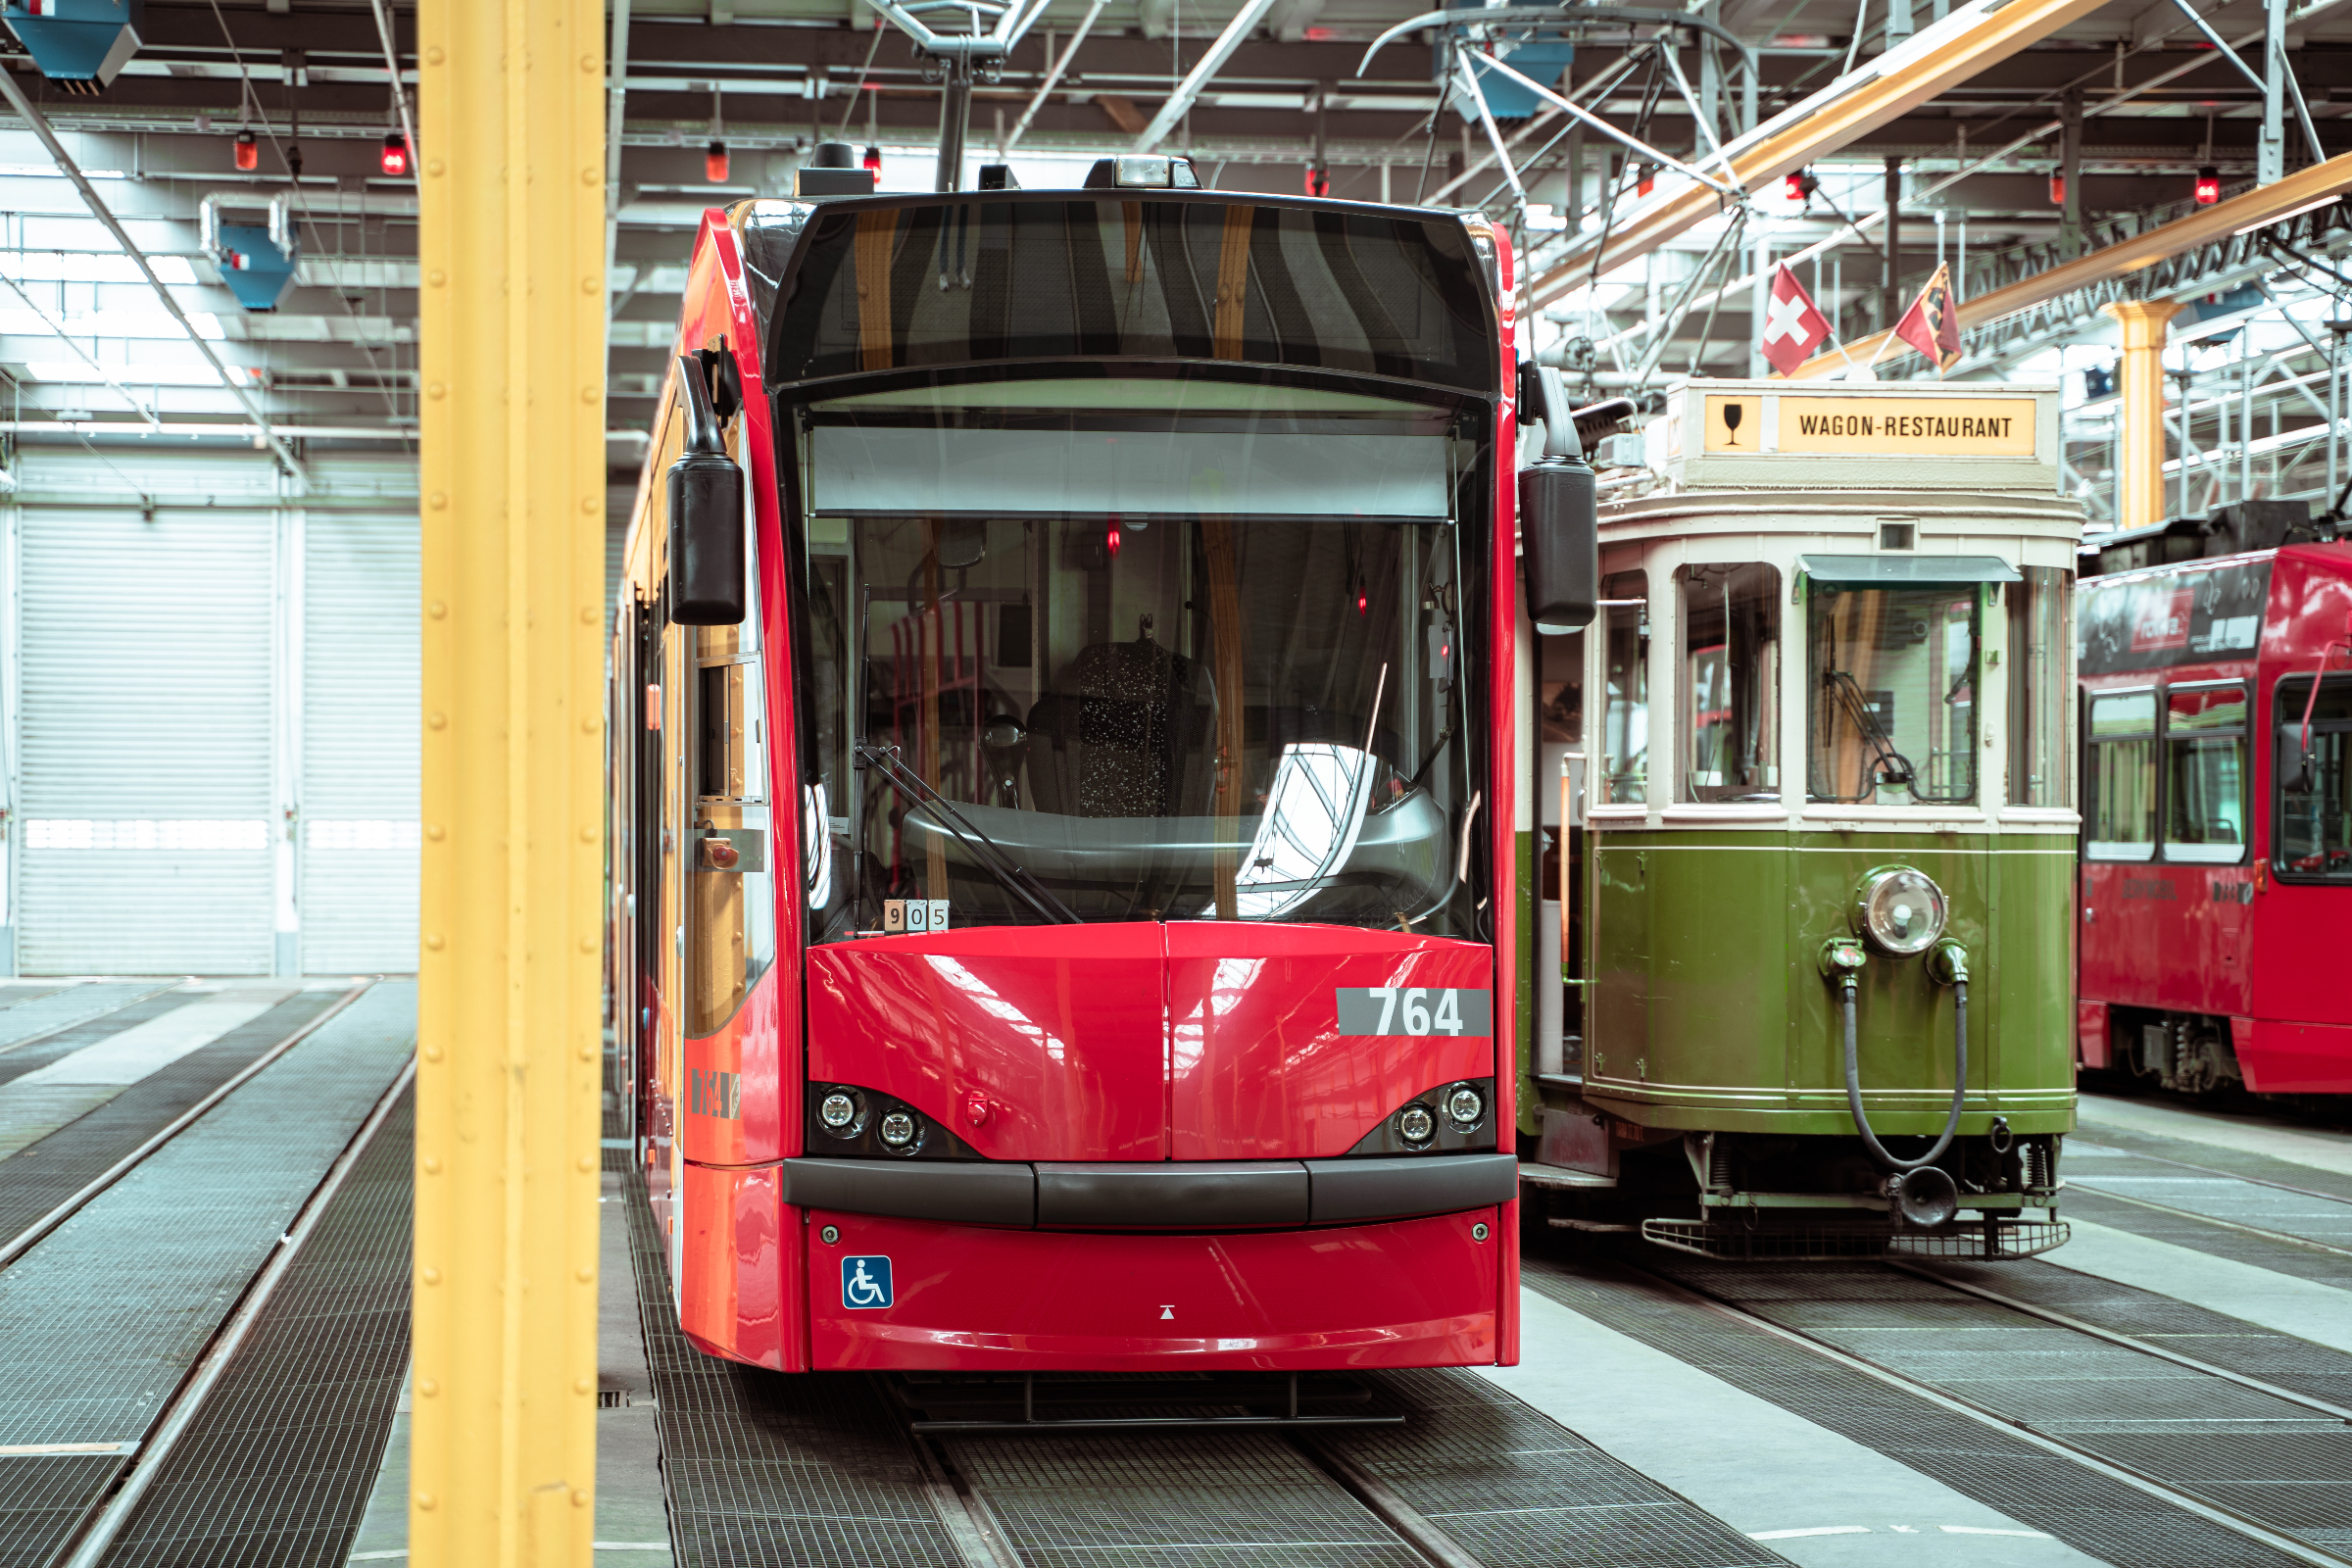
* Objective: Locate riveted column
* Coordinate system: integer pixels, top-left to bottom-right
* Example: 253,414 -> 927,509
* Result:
413,3 -> 605,1565
2101,298 -> 2186,530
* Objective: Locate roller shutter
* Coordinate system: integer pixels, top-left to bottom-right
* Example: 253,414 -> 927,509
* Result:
16,508 -> 277,974
299,515 -> 419,974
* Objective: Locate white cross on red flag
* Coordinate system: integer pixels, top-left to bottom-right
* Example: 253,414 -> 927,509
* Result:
1758,262 -> 1833,376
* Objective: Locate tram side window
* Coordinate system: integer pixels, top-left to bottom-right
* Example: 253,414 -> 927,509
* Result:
1676,564 -> 1780,803
2276,676 -> 2352,880
2163,683 -> 2247,863
2006,566 -> 2070,807
1599,570 -> 1647,805
1807,580 -> 1982,805
2085,690 -> 2158,860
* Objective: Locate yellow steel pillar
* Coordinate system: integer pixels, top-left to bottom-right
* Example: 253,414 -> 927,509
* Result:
414,3 -> 606,1564
2102,297 -> 2186,531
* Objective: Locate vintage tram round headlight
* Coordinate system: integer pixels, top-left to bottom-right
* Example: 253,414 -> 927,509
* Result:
1854,866 -> 1948,956
1396,1103 -> 1437,1144
878,1110 -> 918,1149
1445,1086 -> 1485,1128
818,1091 -> 860,1135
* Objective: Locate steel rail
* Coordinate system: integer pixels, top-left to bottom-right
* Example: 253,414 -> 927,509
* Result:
1888,1258 -> 2352,1420
2071,1133 -> 2352,1208
2062,1182 -> 2352,1261
0,982 -> 180,1060
1294,1437 -> 1490,1568
0,981 -> 375,1272
54,1054 -> 416,1568
1619,1258 -> 2352,1568
0,70 -> 310,488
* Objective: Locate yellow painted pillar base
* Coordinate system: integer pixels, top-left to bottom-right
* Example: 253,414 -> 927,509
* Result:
414,4 -> 607,1565
2102,297 -> 2186,531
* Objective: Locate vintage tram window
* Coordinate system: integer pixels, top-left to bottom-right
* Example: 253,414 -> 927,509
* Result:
2085,689 -> 2158,859
2163,682 -> 2248,863
1598,571 -> 1647,805
795,373 -> 1486,937
2006,566 -> 2071,807
2275,675 -> 2352,880
1806,583 -> 1982,804
1676,564 -> 1780,803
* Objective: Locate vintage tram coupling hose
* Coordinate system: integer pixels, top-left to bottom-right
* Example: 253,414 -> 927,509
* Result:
1821,935 -> 1970,1183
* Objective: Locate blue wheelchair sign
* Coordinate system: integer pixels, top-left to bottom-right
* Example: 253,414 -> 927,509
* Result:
842,1254 -> 893,1309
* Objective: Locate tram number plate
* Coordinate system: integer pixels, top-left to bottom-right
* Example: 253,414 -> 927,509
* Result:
1336,987 -> 1491,1038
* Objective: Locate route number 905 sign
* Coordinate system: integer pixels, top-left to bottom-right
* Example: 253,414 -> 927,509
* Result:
1336,987 -> 1493,1038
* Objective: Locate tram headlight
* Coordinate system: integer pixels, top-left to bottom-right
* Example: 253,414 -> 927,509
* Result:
1445,1085 -> 1485,1129
1854,866 -> 1948,957
878,1110 -> 919,1151
817,1090 -> 861,1136
1396,1103 -> 1437,1144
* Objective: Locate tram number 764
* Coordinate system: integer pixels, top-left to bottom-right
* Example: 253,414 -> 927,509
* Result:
1336,987 -> 1493,1038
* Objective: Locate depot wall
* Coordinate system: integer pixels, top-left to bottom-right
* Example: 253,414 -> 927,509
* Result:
0,446 -> 420,977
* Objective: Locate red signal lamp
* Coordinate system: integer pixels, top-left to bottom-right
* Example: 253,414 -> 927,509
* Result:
1782,169 -> 1818,205
2195,166 -> 2221,206
233,127 -> 258,172
1636,162 -> 1656,198
379,132 -> 410,178
862,143 -> 881,173
1105,521 -> 1122,559
2048,172 -> 2065,205
706,140 -> 730,182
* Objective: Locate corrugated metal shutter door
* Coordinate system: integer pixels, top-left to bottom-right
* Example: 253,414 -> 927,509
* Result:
17,509 -> 277,974
299,515 -> 419,974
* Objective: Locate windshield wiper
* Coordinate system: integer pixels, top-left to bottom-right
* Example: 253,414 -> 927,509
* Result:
854,744 -> 1082,925
1820,669 -> 1917,800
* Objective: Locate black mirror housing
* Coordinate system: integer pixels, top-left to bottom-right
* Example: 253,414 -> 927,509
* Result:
666,352 -> 746,625
1519,457 -> 1597,634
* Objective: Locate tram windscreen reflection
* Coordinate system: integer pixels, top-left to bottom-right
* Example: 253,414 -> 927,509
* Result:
797,434 -> 1484,938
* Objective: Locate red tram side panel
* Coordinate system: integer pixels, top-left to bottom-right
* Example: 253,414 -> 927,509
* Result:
612,192 -> 1526,1377
2078,540 -> 2352,1094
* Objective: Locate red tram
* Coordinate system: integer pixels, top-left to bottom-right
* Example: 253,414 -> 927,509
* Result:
2077,505 -> 2352,1095
609,156 -> 1584,1374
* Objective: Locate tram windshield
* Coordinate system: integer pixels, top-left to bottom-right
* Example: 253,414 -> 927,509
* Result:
793,373 -> 1489,938
1807,584 -> 1982,805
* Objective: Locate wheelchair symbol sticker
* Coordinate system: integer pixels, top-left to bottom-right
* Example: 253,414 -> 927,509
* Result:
842,1254 -> 893,1309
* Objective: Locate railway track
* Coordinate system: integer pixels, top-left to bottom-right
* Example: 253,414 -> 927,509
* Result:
0,980 -> 413,1568
1618,1249 -> 2352,1568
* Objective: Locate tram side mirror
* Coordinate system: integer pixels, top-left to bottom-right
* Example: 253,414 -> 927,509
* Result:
1519,458 -> 1597,634
666,352 -> 745,625
2278,725 -> 2310,795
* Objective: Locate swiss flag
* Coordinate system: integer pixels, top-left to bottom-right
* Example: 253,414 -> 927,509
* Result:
1758,263 -> 1833,376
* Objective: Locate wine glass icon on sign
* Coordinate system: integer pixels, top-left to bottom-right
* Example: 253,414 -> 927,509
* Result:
1722,402 -> 1743,446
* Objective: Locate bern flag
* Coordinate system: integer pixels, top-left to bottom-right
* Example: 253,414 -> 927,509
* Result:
1891,261 -> 1965,372
1758,263 -> 1833,376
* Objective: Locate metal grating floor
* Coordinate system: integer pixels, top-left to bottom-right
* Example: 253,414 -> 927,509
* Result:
2070,1117 -> 2352,1205
619,1169 -> 968,1568
1522,1242 -> 2320,1568
0,991 -> 196,1087
2068,1142 -> 2352,1250
2061,1187 -> 2352,1291
95,1084 -> 415,1567
0,984 -> 414,1568
0,993 -> 344,1245
1918,1255 -> 2352,1411
1319,1366 -> 1795,1568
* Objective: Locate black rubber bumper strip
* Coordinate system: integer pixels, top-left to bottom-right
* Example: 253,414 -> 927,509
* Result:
1038,1160 -> 1309,1228
1304,1152 -> 1520,1223
784,1156 -> 1038,1227
781,1152 -> 1515,1230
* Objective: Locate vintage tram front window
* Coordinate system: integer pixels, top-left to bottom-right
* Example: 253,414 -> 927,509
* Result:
1598,570 -> 1647,805
2163,683 -> 2248,863
2276,676 -> 2352,880
2085,690 -> 2158,859
792,373 -> 1487,937
2006,566 -> 2071,807
1807,583 -> 1981,805
1677,564 -> 1780,803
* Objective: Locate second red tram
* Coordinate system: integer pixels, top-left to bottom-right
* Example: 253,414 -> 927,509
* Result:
610,158 -> 1559,1374
2077,506 -> 2352,1096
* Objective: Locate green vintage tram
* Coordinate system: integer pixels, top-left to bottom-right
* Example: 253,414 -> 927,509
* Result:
1521,378 -> 2080,1260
